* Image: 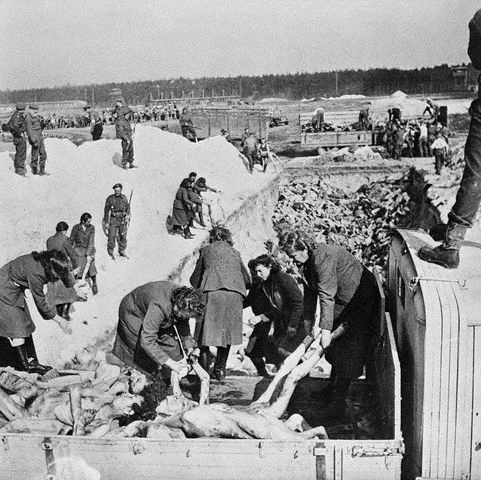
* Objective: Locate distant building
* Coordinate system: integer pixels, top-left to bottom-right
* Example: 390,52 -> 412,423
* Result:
451,64 -> 478,92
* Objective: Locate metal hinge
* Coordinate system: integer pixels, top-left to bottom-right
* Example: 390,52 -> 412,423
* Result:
351,445 -> 403,457
409,275 -> 467,291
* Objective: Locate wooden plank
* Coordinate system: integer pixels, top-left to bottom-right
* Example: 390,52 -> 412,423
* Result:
434,277 -> 454,479
454,310 -> 474,477
470,327 -> 481,479
443,282 -> 460,479
0,436 -> 318,480
396,229 -> 441,477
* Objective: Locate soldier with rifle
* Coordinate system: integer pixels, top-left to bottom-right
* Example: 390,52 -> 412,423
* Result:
103,183 -> 131,259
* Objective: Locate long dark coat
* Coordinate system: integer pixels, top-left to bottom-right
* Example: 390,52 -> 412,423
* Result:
302,243 -> 378,379
112,281 -> 196,376
0,254 -> 73,338
245,270 -> 304,355
46,233 -> 78,306
70,223 -> 98,277
190,241 -> 251,346
172,184 -> 194,227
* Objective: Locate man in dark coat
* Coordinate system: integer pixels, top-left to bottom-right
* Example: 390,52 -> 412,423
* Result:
243,132 -> 259,174
113,100 -> 135,169
103,183 -> 130,259
25,104 -> 48,175
419,8 -> 481,269
70,212 -> 98,294
7,103 -> 27,176
46,222 -> 79,320
280,232 -> 378,420
190,227 -> 251,381
112,281 -> 203,378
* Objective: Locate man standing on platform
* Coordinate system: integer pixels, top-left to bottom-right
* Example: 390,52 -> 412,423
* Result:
113,100 -> 135,169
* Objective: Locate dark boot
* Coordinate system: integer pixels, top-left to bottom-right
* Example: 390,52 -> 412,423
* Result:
418,222 -> 467,269
198,347 -> 212,374
13,336 -> 52,375
31,165 -> 38,175
213,346 -> 230,383
91,276 -> 98,295
38,167 -> 49,176
320,378 -> 351,421
183,226 -> 194,239
250,357 -> 272,378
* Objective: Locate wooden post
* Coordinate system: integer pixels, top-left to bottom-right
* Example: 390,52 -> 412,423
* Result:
226,113 -> 230,135
208,114 -> 211,137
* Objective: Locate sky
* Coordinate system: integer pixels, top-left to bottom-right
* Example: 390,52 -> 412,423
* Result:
0,0 -> 478,90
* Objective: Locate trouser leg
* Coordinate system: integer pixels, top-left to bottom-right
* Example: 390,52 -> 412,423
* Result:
449,98 -> 481,228
118,221 -> 127,254
107,221 -> 118,255
121,139 -> 130,167
13,137 -> 27,174
30,144 -> 39,172
38,137 -> 47,172
128,140 -> 134,165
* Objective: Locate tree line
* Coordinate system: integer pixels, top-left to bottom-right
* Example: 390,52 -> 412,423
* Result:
0,64 -> 467,106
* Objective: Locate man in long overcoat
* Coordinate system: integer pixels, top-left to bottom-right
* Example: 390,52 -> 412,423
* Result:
114,100 -> 135,169
7,103 -> 27,176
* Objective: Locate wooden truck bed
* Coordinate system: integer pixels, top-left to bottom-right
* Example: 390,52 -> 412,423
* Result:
0,280 -> 402,480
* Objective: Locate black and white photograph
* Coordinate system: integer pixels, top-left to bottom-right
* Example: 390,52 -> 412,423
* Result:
0,1 -> 480,478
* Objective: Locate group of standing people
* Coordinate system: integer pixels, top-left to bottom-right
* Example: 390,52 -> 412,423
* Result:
45,215 -> 98,321
6,103 -> 48,176
111,224 -> 378,420
169,171 -> 219,239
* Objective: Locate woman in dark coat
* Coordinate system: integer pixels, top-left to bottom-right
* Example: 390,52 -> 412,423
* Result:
112,281 -> 204,378
244,254 -> 304,376
0,250 -> 77,374
279,230 -> 378,420
171,179 -> 196,239
46,221 -> 79,320
190,227 -> 251,382
70,212 -> 98,295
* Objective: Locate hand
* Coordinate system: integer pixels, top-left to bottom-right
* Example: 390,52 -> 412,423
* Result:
86,255 -> 94,262
74,282 -> 88,301
320,329 -> 332,349
53,315 -> 72,335
286,326 -> 297,338
72,267 -> 81,276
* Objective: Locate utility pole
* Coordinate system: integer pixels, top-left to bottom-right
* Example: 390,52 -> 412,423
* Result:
335,71 -> 339,97
91,87 -> 95,106
156,84 -> 160,100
